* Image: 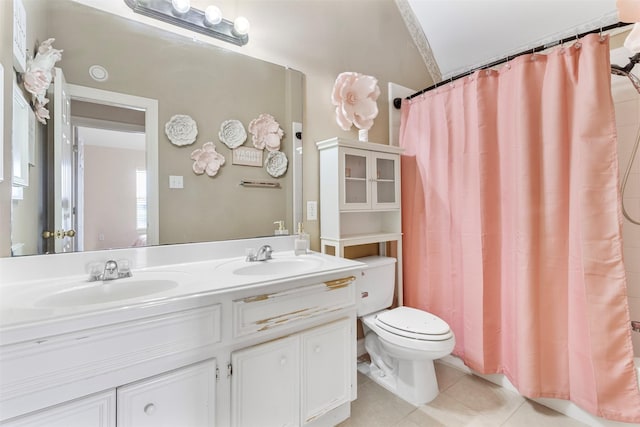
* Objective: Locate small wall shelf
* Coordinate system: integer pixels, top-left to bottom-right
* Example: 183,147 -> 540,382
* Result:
316,137 -> 404,305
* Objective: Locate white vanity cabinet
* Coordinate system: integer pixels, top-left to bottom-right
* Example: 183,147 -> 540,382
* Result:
231,318 -> 352,427
117,359 -> 216,427
0,248 -> 361,427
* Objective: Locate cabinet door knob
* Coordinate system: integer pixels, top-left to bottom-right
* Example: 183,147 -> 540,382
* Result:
280,357 -> 287,366
144,403 -> 156,415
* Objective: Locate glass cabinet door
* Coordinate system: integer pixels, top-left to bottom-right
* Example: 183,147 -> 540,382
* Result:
371,153 -> 399,209
340,148 -> 370,210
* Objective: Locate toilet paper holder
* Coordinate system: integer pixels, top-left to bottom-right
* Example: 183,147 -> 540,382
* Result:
632,321 -> 640,333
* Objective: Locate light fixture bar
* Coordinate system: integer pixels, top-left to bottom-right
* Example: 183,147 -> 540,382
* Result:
123,0 -> 248,46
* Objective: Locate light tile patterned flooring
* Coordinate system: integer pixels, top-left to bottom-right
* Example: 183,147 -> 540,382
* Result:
338,362 -> 588,427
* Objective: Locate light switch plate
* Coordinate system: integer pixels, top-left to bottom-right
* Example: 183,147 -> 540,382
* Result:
169,175 -> 183,189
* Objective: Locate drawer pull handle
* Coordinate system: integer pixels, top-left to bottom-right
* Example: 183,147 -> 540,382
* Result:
361,291 -> 369,298
325,276 -> 355,290
144,403 -> 156,415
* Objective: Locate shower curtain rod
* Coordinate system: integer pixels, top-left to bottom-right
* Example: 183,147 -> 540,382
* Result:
393,21 -> 630,109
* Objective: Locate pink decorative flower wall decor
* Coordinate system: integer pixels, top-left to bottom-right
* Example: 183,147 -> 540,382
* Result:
248,113 -> 284,151
331,72 -> 380,131
191,142 -> 226,177
22,38 -> 63,124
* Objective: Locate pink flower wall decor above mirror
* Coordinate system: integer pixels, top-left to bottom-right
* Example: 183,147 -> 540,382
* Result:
331,72 -> 380,141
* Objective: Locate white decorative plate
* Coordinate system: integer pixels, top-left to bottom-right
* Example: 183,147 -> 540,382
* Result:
265,151 -> 288,177
219,119 -> 247,149
165,114 -> 198,146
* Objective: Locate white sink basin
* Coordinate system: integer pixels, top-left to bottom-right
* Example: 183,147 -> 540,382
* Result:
217,255 -> 325,277
33,273 -> 187,307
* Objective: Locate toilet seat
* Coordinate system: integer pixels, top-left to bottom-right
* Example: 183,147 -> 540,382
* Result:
375,307 -> 453,341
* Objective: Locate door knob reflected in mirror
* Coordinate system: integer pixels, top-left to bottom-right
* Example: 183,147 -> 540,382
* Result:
42,229 -> 76,239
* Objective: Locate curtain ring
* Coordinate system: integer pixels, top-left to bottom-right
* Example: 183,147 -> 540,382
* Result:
599,27 -> 606,42
504,55 -> 511,70
531,48 -> 537,61
575,33 -> 582,49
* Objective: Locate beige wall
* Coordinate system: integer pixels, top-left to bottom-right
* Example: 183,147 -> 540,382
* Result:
0,0 -> 432,256
228,0 -> 435,250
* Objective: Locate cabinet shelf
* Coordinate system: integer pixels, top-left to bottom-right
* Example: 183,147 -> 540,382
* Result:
320,232 -> 402,247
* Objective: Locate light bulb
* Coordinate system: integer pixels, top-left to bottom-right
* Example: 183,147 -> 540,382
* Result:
171,0 -> 190,14
233,16 -> 250,35
204,5 -> 222,25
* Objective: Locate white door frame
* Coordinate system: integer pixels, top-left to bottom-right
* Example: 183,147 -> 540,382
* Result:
67,84 -> 159,246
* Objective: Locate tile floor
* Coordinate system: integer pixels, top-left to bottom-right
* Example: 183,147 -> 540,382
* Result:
338,362 -> 588,427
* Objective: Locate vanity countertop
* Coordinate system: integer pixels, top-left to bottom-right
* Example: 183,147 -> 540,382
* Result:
0,249 -> 364,346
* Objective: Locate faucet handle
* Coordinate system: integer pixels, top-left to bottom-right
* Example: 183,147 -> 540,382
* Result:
245,248 -> 257,262
118,259 -> 132,278
87,262 -> 103,282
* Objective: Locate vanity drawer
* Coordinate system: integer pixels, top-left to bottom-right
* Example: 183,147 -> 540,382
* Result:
233,276 -> 356,337
0,304 -> 221,421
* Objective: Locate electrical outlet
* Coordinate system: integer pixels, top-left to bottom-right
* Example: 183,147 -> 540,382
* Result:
307,201 -> 318,221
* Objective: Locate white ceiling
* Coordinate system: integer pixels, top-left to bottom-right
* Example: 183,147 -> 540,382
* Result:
407,0 -> 619,79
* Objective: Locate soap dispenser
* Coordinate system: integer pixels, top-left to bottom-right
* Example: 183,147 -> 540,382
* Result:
274,220 -> 289,236
294,222 -> 310,255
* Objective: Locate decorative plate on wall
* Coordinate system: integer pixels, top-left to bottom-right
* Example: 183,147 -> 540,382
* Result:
219,119 -> 247,149
165,114 -> 198,146
265,150 -> 288,177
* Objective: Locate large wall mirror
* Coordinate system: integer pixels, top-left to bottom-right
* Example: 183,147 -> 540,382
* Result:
8,0 -> 304,257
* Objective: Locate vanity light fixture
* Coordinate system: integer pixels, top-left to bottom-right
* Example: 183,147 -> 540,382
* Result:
123,0 -> 249,46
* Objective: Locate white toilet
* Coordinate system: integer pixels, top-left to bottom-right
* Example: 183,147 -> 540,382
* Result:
356,256 -> 455,406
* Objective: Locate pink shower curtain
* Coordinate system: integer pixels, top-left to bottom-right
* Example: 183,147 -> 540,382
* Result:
399,34 -> 640,423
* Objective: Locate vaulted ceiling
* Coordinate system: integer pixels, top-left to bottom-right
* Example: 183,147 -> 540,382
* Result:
401,0 -> 619,81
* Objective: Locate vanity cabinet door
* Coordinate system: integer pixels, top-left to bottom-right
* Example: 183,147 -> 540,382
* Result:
301,319 -> 352,424
117,359 -> 216,427
1,390 -> 115,427
231,336 -> 300,427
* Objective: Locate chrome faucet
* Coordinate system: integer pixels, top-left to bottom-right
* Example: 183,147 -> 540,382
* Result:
88,260 -> 133,282
246,245 -> 273,262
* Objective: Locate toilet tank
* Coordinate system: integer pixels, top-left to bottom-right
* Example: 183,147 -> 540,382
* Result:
355,256 -> 397,316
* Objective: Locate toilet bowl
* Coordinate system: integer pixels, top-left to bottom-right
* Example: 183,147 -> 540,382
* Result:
356,256 -> 455,406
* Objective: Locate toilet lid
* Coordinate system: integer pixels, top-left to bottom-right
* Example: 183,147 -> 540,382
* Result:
375,307 -> 452,341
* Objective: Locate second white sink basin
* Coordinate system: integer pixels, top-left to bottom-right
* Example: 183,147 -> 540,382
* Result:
216,255 -> 325,277
33,273 -> 188,308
